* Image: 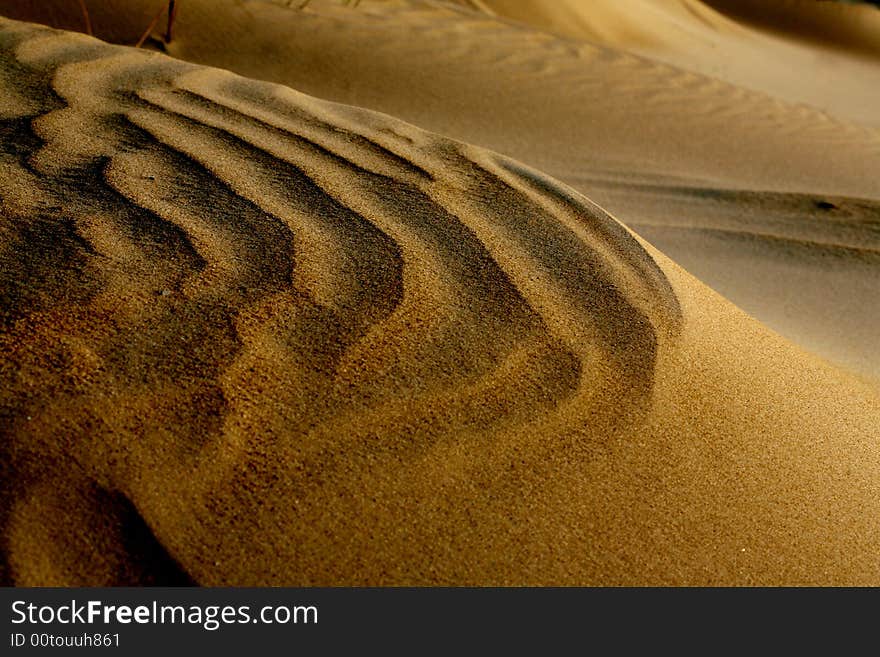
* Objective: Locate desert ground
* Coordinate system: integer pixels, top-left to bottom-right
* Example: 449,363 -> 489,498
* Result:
0,0 -> 878,585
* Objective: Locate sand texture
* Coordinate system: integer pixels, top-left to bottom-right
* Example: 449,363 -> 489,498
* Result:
1,2 -> 879,585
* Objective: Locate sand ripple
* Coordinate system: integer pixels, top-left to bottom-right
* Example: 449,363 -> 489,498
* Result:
0,20 -> 680,584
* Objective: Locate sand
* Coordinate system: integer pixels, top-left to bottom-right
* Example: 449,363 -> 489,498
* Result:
0,1 -> 878,585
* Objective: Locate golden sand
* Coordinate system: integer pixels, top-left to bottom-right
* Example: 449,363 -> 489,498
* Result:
0,1 -> 878,585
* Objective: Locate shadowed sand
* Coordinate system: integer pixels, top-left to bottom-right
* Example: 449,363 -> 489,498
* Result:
0,9 -> 879,585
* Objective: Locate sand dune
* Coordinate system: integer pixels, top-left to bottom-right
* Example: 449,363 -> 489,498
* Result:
6,0 -> 876,379
460,0 -> 880,127
1,15 -> 879,586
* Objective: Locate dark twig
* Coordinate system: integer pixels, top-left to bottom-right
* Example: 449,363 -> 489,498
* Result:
77,0 -> 93,36
165,0 -> 177,43
135,4 -> 165,48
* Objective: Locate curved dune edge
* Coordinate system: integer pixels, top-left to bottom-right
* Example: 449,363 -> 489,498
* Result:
0,19 -> 879,585
703,0 -> 880,58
